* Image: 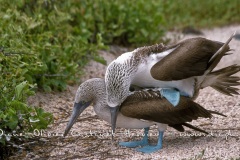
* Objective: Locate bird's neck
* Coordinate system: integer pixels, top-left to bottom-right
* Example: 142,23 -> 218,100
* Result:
93,92 -> 111,124
92,86 -> 106,104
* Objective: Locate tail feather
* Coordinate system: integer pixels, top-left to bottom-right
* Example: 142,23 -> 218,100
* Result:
219,80 -> 240,86
222,76 -> 240,81
224,53 -> 233,56
182,123 -> 208,134
207,110 -> 227,117
212,85 -> 239,96
206,65 -> 240,96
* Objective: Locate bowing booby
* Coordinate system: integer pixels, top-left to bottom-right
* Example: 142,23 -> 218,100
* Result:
64,78 -> 225,153
105,33 -> 240,133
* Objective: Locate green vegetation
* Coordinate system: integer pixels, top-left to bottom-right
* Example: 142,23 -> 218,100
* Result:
162,0 -> 240,28
0,0 -> 239,157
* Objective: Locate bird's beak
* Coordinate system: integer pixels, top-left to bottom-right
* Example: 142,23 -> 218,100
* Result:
109,106 -> 120,140
64,101 -> 91,137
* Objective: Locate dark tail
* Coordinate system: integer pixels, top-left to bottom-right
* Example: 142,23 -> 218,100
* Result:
204,65 -> 240,96
207,110 -> 227,117
182,123 -> 208,134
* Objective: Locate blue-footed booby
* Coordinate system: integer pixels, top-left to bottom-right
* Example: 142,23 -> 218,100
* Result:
64,78 -> 226,153
105,33 -> 240,134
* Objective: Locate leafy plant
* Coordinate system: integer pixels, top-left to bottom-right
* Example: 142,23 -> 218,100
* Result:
0,81 -> 53,145
160,0 -> 240,29
79,0 -> 166,45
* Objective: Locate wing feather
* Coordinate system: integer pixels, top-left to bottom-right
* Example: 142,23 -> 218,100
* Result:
150,37 -> 227,81
120,90 -> 212,125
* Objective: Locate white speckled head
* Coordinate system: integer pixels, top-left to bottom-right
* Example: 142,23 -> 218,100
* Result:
75,78 -> 105,104
105,62 -> 134,107
64,78 -> 105,137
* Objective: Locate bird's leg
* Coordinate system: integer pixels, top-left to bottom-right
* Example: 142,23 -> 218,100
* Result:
136,131 -> 164,153
119,127 -> 149,148
160,88 -> 180,106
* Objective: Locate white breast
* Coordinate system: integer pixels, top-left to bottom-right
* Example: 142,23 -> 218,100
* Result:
116,113 -> 154,129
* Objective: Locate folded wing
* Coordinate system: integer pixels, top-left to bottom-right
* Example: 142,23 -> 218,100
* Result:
120,90 -> 212,125
150,38 -> 229,81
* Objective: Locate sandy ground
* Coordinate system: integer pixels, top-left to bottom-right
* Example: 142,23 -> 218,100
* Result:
10,25 -> 240,160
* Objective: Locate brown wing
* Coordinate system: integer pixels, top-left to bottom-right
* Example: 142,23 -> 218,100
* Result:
120,90 -> 212,125
150,37 -> 227,81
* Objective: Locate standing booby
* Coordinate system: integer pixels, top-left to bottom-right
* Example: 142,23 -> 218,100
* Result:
64,78 -> 225,153
105,33 -> 240,134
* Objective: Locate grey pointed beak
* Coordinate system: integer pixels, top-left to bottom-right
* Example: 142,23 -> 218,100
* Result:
109,106 -> 119,140
64,101 -> 91,137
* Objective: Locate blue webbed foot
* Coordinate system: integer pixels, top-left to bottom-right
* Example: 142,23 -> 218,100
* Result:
160,88 -> 180,107
136,144 -> 162,153
136,131 -> 164,154
119,139 -> 148,148
119,127 -> 149,148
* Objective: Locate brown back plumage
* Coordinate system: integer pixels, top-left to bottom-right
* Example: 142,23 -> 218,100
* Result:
120,89 -> 224,133
120,90 -> 212,124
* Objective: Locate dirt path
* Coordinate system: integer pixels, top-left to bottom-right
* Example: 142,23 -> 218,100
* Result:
11,25 -> 240,160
